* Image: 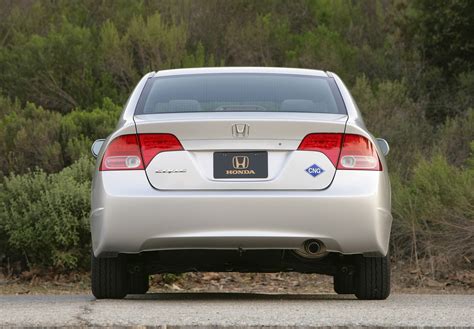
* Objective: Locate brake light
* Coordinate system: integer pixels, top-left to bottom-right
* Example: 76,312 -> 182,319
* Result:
138,134 -> 183,167
298,133 -> 381,171
298,133 -> 343,166
337,134 -> 381,171
100,134 -> 183,171
100,135 -> 144,170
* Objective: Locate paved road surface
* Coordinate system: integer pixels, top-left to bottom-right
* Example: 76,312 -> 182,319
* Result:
0,293 -> 473,327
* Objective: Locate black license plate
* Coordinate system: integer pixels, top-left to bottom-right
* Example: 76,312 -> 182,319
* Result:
213,151 -> 268,179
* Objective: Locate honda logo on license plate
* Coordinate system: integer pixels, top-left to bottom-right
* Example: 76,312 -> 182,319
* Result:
232,156 -> 249,169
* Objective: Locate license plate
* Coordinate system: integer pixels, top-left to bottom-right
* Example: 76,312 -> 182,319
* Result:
213,151 -> 268,179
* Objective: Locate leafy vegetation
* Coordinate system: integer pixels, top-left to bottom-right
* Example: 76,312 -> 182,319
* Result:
0,0 -> 472,278
0,157 -> 94,270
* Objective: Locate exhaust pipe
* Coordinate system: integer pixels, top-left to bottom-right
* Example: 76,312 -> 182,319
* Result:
305,240 -> 322,254
294,239 -> 328,259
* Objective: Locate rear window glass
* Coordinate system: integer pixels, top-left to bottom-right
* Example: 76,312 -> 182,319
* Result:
135,74 -> 346,115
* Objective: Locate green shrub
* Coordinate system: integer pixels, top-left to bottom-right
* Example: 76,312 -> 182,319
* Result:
436,108 -> 474,166
0,157 -> 94,271
60,98 -> 122,165
391,150 -> 474,274
0,18 -> 103,112
0,100 -> 63,174
351,77 -> 434,178
288,25 -> 357,79
0,97 -> 121,176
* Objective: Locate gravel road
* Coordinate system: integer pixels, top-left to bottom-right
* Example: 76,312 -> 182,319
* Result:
0,293 -> 473,327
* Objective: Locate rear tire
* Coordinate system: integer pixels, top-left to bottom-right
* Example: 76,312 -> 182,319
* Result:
333,272 -> 355,294
91,253 -> 128,299
354,254 -> 390,300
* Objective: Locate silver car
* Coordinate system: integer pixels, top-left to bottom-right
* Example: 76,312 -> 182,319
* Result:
90,67 -> 392,300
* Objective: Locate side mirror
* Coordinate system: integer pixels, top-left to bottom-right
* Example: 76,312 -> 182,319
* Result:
91,139 -> 105,158
376,138 -> 390,156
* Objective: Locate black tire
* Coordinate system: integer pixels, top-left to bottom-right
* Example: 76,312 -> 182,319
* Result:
91,253 -> 128,299
354,254 -> 390,300
129,271 -> 149,294
334,272 -> 355,294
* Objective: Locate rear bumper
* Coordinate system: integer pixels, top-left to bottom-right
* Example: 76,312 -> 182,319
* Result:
91,170 -> 392,257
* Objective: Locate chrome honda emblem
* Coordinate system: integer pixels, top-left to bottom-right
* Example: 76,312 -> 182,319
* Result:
232,124 -> 249,138
232,156 -> 249,169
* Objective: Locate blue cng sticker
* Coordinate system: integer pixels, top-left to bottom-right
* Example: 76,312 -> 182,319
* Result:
305,164 -> 325,178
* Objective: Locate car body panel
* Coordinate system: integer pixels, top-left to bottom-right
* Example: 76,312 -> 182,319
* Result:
91,170 -> 392,257
146,150 -> 336,190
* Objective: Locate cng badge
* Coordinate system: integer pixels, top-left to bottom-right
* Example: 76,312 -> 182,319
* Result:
305,164 -> 324,178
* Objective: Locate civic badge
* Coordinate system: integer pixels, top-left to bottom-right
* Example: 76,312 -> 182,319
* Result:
305,164 -> 324,178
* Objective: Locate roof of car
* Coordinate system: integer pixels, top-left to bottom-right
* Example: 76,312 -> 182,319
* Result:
154,67 -> 329,78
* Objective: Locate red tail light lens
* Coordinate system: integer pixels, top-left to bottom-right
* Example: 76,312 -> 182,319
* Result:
138,134 -> 183,167
100,135 -> 144,171
298,133 -> 381,171
100,134 -> 183,171
337,134 -> 381,171
298,133 -> 343,166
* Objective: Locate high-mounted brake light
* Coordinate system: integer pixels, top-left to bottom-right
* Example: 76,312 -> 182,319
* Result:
100,134 -> 183,171
298,133 -> 381,171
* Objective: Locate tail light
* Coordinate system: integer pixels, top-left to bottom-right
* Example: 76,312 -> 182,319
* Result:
298,133 -> 381,171
100,134 -> 183,171
298,133 -> 343,166
138,134 -> 183,167
100,135 -> 144,170
337,134 -> 381,171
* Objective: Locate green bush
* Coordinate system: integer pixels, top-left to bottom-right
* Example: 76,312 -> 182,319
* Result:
436,108 -> 474,166
60,98 -> 122,165
0,157 -> 93,271
0,99 -> 63,174
0,97 -> 121,176
391,149 -> 474,274
350,77 -> 434,177
0,18 -> 102,112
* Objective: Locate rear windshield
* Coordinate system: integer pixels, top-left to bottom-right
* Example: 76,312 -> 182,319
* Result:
135,74 -> 346,115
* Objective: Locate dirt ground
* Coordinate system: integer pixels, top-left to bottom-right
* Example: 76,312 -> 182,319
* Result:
1,265 -> 472,295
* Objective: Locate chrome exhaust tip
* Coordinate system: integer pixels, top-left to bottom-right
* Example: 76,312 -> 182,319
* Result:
305,240 -> 322,254
294,239 -> 328,259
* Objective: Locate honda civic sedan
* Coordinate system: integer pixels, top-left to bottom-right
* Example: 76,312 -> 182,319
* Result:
90,67 -> 392,300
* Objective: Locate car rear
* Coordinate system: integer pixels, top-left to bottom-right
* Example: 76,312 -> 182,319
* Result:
90,67 -> 392,300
